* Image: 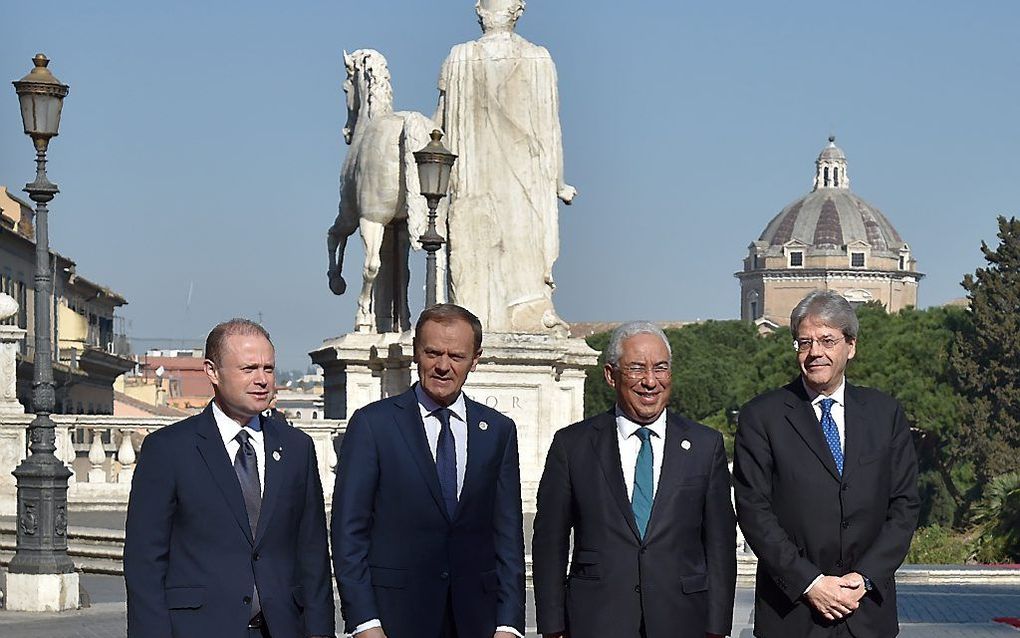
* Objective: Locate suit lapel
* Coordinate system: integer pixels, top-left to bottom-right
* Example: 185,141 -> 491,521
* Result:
194,405 -> 255,544
783,379 -> 841,481
645,413 -> 691,537
254,415 -> 283,547
392,389 -> 450,521
841,383 -> 866,482
591,412 -> 641,541
457,397 -> 491,520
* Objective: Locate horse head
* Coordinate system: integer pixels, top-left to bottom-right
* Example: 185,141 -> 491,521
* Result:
342,48 -> 394,145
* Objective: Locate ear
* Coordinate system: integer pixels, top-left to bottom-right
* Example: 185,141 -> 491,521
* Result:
603,363 -> 617,390
204,358 -> 219,387
469,349 -> 482,372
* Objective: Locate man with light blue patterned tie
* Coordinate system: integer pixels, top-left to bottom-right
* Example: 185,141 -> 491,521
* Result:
734,290 -> 920,638
533,321 -> 736,638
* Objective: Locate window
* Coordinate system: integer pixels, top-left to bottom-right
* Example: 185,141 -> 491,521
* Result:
833,167 -> 840,188
899,256 -> 906,270
851,252 -> 865,268
789,251 -> 803,267
823,167 -> 830,186
296,411 -> 303,419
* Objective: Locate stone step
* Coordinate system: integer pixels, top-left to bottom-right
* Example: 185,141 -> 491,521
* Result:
0,521 -> 125,575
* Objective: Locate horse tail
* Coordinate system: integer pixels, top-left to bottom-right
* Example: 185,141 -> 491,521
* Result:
401,112 -> 434,249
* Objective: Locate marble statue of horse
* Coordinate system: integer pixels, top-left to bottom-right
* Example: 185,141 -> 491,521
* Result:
327,49 -> 434,333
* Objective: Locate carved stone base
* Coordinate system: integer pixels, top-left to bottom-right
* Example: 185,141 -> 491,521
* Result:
4,571 -> 79,611
310,331 -> 413,420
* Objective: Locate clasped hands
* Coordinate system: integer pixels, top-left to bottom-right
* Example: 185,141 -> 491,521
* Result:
804,572 -> 868,621
359,630 -> 517,638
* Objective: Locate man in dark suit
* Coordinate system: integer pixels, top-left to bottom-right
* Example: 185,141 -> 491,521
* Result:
125,319 -> 334,638
533,321 -> 736,638
332,303 -> 526,638
733,290 -> 920,637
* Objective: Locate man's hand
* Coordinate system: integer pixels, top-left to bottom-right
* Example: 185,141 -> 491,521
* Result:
354,628 -> 386,638
840,571 -> 869,604
494,632 -> 519,638
804,575 -> 860,621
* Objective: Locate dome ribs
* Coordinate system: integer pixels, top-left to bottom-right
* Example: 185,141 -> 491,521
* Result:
813,197 -> 843,247
770,199 -> 803,245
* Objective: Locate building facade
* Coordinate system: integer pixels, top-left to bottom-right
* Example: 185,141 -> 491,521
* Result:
0,185 -> 134,414
736,138 -> 923,329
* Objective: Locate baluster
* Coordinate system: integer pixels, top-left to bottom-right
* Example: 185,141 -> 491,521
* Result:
87,428 -> 107,483
117,428 -> 136,483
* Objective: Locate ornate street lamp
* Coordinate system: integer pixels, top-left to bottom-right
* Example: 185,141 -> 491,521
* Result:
7,53 -> 77,611
413,129 -> 457,308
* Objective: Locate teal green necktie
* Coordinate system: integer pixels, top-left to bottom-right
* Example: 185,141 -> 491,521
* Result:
632,427 -> 654,538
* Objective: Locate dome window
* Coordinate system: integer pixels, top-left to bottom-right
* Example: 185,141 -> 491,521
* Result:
789,251 -> 804,267
851,251 -> 866,268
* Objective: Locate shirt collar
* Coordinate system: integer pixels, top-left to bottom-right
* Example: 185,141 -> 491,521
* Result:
414,383 -> 467,423
614,406 -> 666,440
211,400 -> 262,449
802,376 -> 847,407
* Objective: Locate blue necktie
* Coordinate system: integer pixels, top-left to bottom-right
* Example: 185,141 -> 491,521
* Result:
819,398 -> 844,475
233,429 -> 261,618
632,427 -> 654,538
434,408 -> 458,518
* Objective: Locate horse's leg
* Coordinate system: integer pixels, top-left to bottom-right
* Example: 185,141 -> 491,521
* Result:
356,218 -> 386,332
327,204 -> 358,296
394,222 -> 411,332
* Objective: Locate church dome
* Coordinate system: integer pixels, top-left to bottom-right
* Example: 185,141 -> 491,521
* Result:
757,137 -> 907,257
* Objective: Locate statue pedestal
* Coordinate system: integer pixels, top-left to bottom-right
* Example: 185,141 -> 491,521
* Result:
463,334 -> 599,511
310,331 -> 414,420
312,330 -> 599,512
0,324 -> 26,415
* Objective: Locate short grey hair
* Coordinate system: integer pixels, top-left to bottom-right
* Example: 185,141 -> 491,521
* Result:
604,321 -> 671,366
790,290 -> 859,340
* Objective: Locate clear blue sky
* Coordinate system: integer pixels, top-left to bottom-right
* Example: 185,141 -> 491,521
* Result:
2,1 -> 1017,370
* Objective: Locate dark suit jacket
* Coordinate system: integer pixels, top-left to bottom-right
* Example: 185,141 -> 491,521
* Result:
532,410 -> 737,638
331,387 -> 526,638
124,405 -> 335,638
733,379 -> 920,638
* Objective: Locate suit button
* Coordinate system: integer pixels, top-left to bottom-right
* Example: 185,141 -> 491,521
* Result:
243,596 -> 252,605
841,520 -> 850,529
640,547 -> 648,554
440,571 -> 449,580
842,484 -> 849,491
253,553 -> 260,561
634,585 -> 641,593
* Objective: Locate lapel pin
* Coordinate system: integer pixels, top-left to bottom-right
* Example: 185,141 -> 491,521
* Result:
681,439 -> 692,451
478,421 -> 489,431
273,448 -> 282,461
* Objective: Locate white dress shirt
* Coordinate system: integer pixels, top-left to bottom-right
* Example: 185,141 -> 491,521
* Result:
211,401 -> 265,497
615,407 -> 667,500
801,376 -> 847,595
416,384 -> 468,498
354,386 -> 522,638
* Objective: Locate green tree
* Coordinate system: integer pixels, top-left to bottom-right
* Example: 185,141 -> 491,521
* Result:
971,472 -> 1020,563
949,216 -> 1020,485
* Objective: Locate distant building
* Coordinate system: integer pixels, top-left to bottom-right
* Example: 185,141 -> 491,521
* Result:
132,349 -> 213,411
0,185 -> 134,414
735,138 -> 923,329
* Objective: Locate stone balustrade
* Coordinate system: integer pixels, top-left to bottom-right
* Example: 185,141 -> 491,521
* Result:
0,414 -> 347,514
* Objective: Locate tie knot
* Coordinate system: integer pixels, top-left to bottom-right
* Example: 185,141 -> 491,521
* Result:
819,397 -> 836,414
635,427 -> 653,442
235,429 -> 252,445
432,407 -> 452,427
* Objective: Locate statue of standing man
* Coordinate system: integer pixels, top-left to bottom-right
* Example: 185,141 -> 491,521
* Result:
436,0 -> 576,337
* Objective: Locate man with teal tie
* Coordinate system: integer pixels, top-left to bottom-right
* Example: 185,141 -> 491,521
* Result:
533,322 -> 737,638
733,290 -> 920,637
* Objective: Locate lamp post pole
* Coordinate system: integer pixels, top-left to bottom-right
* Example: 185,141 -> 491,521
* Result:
7,53 -> 78,611
413,130 -> 457,309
